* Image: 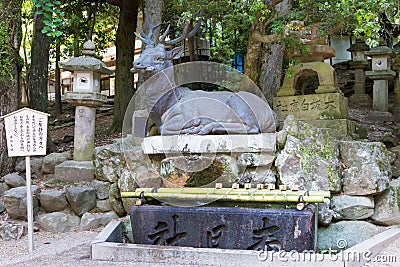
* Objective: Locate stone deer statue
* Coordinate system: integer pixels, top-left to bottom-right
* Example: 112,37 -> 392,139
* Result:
131,17 -> 278,135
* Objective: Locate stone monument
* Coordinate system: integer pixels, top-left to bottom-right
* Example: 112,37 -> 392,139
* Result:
272,61 -> 357,139
347,40 -> 372,107
121,16 -> 319,252
365,45 -> 395,121
55,40 -> 114,181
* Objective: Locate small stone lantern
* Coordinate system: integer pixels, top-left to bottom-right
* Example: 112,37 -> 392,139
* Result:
347,40 -> 371,106
391,43 -> 400,118
365,45 -> 396,120
59,40 -> 114,161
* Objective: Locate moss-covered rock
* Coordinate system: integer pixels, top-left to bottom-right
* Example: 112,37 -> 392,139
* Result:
275,116 -> 342,192
340,141 -> 391,195
371,179 -> 400,225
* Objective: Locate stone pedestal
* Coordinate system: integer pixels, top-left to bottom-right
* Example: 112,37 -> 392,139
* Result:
74,106 -> 96,161
347,41 -> 371,107
365,72 -> 396,121
348,64 -> 371,107
365,46 -> 395,121
273,93 -> 348,121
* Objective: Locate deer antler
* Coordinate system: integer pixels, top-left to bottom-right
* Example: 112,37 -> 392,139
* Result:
135,16 -> 162,46
162,11 -> 203,46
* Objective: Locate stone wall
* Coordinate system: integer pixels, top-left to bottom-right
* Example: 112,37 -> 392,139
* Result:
0,152 -> 118,238
2,115 -> 399,249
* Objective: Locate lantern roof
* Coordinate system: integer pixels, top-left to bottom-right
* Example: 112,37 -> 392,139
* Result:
58,40 -> 114,75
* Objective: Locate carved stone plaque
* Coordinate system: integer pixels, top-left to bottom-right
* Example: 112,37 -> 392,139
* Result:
130,205 -> 316,252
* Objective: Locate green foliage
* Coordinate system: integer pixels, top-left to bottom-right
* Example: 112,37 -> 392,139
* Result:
292,0 -> 400,46
163,0 -> 267,63
0,20 -> 15,86
32,0 -> 64,37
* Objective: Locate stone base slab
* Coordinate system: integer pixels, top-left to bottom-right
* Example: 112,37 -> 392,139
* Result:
366,111 -> 394,122
54,160 -> 94,181
273,93 -> 348,121
91,220 -> 400,267
348,93 -> 372,107
141,134 -> 276,154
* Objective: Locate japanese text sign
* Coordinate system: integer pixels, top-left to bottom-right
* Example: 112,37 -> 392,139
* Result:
1,108 -> 49,157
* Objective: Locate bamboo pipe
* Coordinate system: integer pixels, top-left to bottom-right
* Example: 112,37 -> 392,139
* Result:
121,191 -> 326,203
122,187 -> 330,198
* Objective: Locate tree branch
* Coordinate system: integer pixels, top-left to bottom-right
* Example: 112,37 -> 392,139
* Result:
251,31 -> 284,44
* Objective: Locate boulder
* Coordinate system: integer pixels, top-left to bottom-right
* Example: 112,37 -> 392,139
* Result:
79,211 -> 117,231
237,168 -> 276,185
65,187 -> 96,216
109,183 -> 126,217
96,199 -> 112,212
122,146 -> 162,189
39,190 -> 68,212
93,143 -> 122,183
318,198 -> 333,226
331,195 -> 374,220
371,179 -> 400,225
3,173 -> 25,188
317,221 -> 380,250
0,200 -> 5,213
237,153 -> 274,168
340,141 -> 391,195
3,186 -> 40,220
276,117 -> 342,192
0,221 -> 24,241
36,212 -> 80,232
390,146 -> 400,159
160,155 -> 238,187
121,215 -> 134,243
15,157 -> 43,176
90,180 -> 110,200
0,182 -> 9,197
42,152 -> 71,174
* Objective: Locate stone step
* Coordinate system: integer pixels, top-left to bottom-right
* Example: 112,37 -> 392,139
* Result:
54,160 -> 94,181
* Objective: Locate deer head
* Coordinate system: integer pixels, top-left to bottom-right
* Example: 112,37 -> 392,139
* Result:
131,14 -> 202,74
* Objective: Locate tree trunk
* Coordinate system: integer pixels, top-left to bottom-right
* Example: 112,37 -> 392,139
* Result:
108,0 -> 139,132
143,0 -> 164,44
137,0 -> 164,87
0,0 -> 23,176
259,43 -> 285,105
54,41 -> 62,115
27,11 -> 51,113
259,0 -> 291,105
188,21 -> 195,61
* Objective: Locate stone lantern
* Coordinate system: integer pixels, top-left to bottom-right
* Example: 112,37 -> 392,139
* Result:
391,43 -> 400,118
347,40 -> 371,106
365,45 -> 395,120
56,40 -> 113,181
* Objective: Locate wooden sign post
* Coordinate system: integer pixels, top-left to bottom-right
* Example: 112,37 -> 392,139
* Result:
1,107 -> 49,253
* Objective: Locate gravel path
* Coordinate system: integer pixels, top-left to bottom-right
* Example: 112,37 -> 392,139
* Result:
1,227 -> 399,267
0,229 -> 139,267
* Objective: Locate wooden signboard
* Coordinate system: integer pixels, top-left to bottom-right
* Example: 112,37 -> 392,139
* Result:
1,107 -> 50,253
2,107 -> 49,157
